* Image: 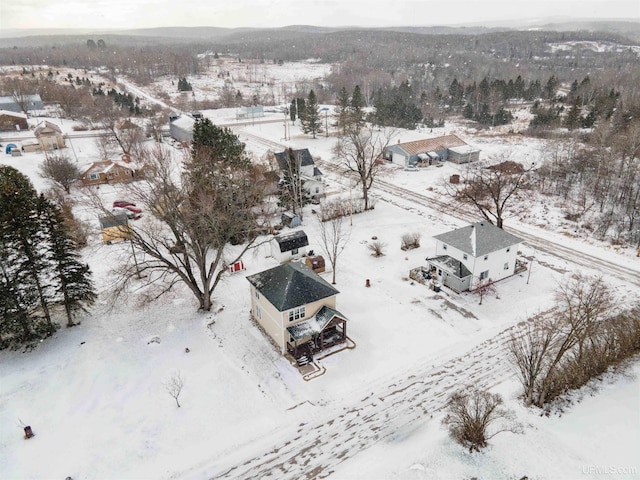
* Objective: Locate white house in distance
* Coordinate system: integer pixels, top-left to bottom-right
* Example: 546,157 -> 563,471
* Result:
246,262 -> 349,362
273,148 -> 324,200
383,134 -> 480,168
427,221 -> 523,292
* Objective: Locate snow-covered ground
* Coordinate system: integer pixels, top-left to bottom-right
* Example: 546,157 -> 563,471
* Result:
1,75 -> 640,479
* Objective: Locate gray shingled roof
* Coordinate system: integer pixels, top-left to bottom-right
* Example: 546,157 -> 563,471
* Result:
433,222 -> 522,257
246,262 -> 339,311
274,230 -> 309,253
274,148 -> 315,171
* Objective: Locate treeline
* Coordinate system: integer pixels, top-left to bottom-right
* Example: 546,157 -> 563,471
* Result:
510,274 -> 640,408
0,166 -> 96,348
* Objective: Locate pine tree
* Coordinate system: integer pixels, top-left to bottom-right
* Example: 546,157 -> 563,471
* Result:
191,118 -> 249,172
289,99 -> 297,121
0,166 -> 54,332
350,85 -> 365,128
40,196 -> 96,327
300,90 -> 322,138
0,237 -> 38,343
335,87 -> 350,134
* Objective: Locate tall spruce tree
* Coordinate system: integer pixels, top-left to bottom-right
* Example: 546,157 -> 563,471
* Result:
40,196 -> 96,327
0,166 -> 54,332
335,87 -> 350,134
350,85 -> 365,128
300,90 -> 322,138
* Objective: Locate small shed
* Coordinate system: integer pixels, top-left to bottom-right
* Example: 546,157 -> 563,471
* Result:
305,255 -> 325,274
99,214 -> 131,244
271,230 -> 309,262
281,211 -> 302,228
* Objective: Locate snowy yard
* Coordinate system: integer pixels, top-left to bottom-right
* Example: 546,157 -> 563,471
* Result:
1,87 -> 640,479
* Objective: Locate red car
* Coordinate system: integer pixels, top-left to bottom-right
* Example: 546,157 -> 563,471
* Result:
125,205 -> 142,214
113,200 -> 136,208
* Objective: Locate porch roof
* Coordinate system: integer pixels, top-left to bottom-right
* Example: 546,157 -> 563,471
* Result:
286,305 -> 347,341
427,255 -> 472,279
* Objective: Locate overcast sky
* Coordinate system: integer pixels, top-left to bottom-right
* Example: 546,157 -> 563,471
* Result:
1,0 -> 639,31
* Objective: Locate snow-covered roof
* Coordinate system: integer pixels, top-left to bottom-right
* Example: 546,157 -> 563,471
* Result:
246,262 -> 338,311
388,134 -> 469,157
433,221 -> 522,257
274,230 -> 308,253
0,109 -> 27,119
427,255 -> 472,279
286,305 -> 348,341
274,148 -> 315,170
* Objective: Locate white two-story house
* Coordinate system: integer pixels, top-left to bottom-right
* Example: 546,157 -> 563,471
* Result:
427,221 -> 523,292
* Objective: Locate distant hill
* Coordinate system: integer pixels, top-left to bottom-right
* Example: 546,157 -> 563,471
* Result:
1,19 -> 638,45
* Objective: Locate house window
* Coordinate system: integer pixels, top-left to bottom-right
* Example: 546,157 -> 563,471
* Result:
484,255 -> 489,261
504,262 -> 509,270
291,248 -> 298,255
113,171 -> 120,177
256,305 -> 261,319
288,306 -> 305,322
315,187 -> 320,194
89,173 -> 100,180
463,254 -> 468,260
254,288 -> 260,300
480,270 -> 489,279
442,244 -> 447,250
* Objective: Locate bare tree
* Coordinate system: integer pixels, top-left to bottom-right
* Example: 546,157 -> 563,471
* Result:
164,370 -> 184,408
317,212 -> 351,284
442,388 -> 520,452
473,277 -> 498,305
94,143 -> 269,311
277,148 -> 308,216
443,155 -> 532,228
509,274 -> 616,407
39,153 -> 79,194
8,78 -> 36,115
333,125 -> 393,211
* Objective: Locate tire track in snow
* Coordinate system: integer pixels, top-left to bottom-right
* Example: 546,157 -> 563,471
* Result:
205,313 -> 549,480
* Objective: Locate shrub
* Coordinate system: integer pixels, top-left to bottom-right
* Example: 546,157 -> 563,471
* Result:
367,240 -> 387,257
401,232 -> 421,250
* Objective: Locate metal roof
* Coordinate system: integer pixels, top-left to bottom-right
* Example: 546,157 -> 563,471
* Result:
433,221 -> 522,257
388,134 -> 469,157
246,262 -> 339,311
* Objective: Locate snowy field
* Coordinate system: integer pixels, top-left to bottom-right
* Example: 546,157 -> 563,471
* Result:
1,79 -> 640,479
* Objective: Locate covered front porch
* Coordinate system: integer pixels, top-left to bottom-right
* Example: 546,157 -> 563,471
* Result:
286,305 -> 348,365
426,255 -> 473,293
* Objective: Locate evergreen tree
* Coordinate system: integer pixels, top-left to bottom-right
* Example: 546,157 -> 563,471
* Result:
350,85 -> 365,128
295,98 -> 306,123
0,166 -> 54,332
335,87 -> 350,134
300,90 -> 322,138
39,196 -> 96,327
564,97 -> 582,130
289,99 -> 297,121
191,118 -> 250,173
